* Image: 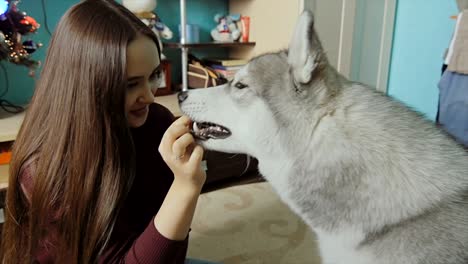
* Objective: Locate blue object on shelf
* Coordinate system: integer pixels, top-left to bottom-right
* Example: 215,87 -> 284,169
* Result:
0,0 -> 9,16
178,24 -> 200,43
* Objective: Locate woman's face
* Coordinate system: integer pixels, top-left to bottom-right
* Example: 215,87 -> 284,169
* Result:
125,34 -> 161,128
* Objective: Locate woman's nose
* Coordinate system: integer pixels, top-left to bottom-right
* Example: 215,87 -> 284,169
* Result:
139,85 -> 155,103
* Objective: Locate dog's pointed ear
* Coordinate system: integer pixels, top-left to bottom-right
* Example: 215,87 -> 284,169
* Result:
288,11 -> 323,86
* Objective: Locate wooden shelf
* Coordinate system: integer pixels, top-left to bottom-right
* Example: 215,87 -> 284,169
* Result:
163,41 -> 256,49
0,164 -> 8,189
0,111 -> 25,143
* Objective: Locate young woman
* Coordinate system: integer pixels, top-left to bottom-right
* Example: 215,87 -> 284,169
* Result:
0,1 -> 213,263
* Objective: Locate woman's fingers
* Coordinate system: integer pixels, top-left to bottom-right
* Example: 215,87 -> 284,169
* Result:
188,145 -> 204,168
158,116 -> 206,187
172,133 -> 195,159
171,115 -> 191,127
159,116 -> 191,157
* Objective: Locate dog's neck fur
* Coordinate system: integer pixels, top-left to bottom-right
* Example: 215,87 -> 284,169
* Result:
258,60 -> 467,231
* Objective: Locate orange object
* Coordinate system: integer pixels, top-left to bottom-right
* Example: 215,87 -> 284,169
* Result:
0,151 -> 12,165
20,16 -> 40,32
451,15 -> 458,20
240,16 -> 250,42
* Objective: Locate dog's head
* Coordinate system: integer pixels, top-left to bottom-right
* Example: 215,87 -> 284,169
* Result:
179,11 -> 340,157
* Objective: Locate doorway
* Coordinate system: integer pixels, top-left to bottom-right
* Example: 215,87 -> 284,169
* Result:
301,0 -> 396,93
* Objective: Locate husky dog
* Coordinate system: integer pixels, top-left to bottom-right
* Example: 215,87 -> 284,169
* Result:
178,11 -> 468,264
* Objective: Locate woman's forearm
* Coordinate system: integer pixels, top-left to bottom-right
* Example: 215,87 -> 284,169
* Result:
153,179 -> 202,241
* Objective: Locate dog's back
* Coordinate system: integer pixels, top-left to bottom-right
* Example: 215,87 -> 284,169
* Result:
290,83 -> 468,264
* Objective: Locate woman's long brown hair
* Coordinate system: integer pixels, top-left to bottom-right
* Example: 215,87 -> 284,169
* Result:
0,1 -> 160,263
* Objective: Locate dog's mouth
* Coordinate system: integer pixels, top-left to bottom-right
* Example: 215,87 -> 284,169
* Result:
191,121 -> 231,141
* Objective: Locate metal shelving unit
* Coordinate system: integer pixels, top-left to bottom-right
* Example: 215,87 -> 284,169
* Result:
169,0 -> 255,92
179,0 -> 189,91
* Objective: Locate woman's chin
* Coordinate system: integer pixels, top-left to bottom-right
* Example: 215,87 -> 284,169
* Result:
127,107 -> 149,128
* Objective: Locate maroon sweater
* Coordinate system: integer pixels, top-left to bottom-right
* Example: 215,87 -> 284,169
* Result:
20,103 -> 188,263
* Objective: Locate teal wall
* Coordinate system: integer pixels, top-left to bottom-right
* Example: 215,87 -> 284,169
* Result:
0,0 -> 228,104
0,0 -> 74,105
387,0 -> 458,120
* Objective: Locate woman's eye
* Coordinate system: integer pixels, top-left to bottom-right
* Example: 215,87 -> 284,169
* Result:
235,82 -> 248,89
150,69 -> 162,81
127,82 -> 138,89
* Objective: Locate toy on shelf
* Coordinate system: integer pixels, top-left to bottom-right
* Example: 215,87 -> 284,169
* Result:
0,0 -> 43,76
211,13 -> 242,42
122,0 -> 173,59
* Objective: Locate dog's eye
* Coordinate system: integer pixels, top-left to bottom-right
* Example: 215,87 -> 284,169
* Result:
234,82 -> 248,89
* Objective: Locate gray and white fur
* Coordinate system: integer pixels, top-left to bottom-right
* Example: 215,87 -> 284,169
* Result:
179,11 -> 468,264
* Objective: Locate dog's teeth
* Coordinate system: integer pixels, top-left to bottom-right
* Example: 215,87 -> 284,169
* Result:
193,122 -> 200,134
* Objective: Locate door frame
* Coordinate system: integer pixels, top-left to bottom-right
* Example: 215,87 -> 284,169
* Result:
300,0 -> 397,93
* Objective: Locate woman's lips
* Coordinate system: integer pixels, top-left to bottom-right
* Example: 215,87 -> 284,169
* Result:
130,106 -> 148,117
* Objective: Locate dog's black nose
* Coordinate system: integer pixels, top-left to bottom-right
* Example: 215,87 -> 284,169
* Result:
178,91 -> 189,103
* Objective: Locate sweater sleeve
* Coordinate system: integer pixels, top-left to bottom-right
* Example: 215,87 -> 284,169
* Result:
113,219 -> 189,264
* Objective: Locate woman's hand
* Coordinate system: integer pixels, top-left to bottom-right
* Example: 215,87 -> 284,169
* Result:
155,116 -> 206,240
158,115 -> 206,189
